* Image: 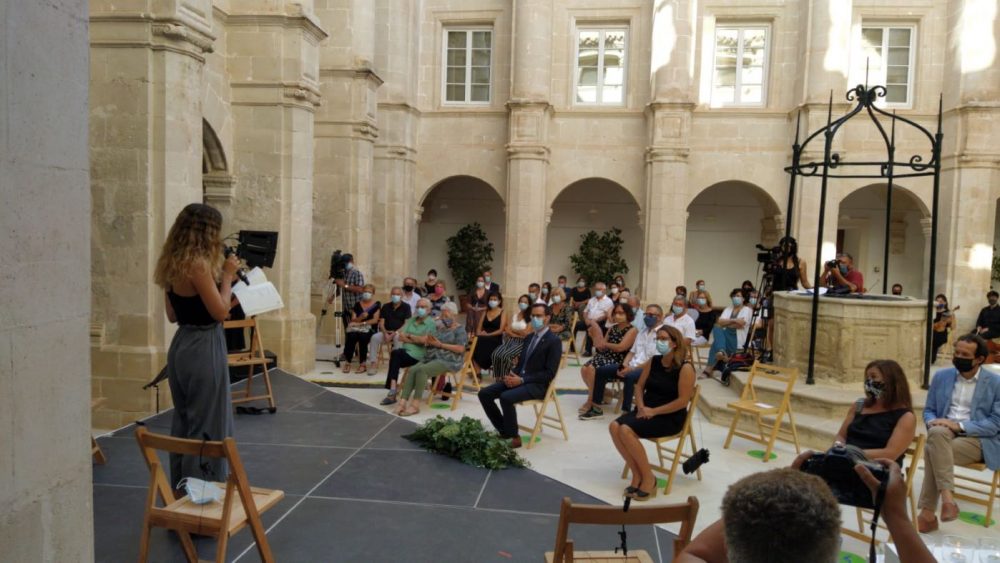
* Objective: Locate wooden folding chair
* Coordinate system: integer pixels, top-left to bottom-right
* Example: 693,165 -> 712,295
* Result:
134,427 -> 284,563
952,461 -> 1000,527
843,433 -> 927,543
427,337 -> 480,410
517,380 -> 569,449
560,311 -> 583,369
225,317 -> 276,413
545,496 -> 699,563
622,386 -> 703,495
372,338 -> 392,370
722,361 -> 800,462
691,343 -> 710,371
91,397 -> 107,465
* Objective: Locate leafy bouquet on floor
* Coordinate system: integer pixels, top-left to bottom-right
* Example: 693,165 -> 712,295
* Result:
404,416 -> 530,470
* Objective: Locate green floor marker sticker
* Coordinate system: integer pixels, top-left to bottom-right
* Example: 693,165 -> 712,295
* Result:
519,434 -> 542,443
321,371 -> 333,375
656,477 -> 669,489
747,450 -> 777,461
837,551 -> 865,563
959,511 -> 996,527
430,403 -> 450,410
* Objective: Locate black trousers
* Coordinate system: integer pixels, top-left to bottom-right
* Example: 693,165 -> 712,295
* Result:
344,330 -> 373,363
385,348 -> 419,390
478,381 -> 546,438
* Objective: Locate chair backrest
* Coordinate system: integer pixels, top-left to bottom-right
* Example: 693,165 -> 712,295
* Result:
741,361 -> 799,404
550,496 -> 699,562
679,385 -> 701,439
686,308 -> 700,322
903,432 -> 926,496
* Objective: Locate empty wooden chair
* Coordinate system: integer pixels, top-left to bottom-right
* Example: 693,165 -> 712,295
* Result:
134,426 -> 284,563
953,461 -> 1000,528
545,496 -> 699,563
621,386 -> 703,495
560,311 -> 583,369
225,317 -> 276,413
91,397 -> 107,465
722,361 -> 800,462
517,380 -> 569,449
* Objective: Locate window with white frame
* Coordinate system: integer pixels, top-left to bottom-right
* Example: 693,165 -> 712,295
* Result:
575,28 -> 627,105
711,25 -> 768,106
860,25 -> 915,106
443,28 -> 492,104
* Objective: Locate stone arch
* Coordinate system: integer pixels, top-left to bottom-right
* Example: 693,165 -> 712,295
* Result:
417,175 -> 506,297
545,178 -> 643,290
202,118 -> 234,205
838,181 -> 930,218
684,180 -> 783,296
548,175 -> 642,211
419,174 -> 505,207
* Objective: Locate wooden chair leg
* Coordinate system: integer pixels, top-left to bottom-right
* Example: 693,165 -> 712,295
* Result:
92,436 -> 107,465
763,411 -> 783,463
526,403 -> 545,450
214,530 -> 230,563
786,407 -> 801,453
664,436 -> 686,495
450,373 -> 462,411
552,392 -> 569,441
621,463 -> 630,480
723,411 -> 740,449
987,470 -> 999,528
178,532 -> 198,563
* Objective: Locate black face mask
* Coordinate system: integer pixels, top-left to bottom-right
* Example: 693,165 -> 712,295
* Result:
403,285 -> 414,293
953,357 -> 977,373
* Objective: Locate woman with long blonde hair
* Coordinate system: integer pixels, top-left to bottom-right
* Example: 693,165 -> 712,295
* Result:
154,203 -> 239,488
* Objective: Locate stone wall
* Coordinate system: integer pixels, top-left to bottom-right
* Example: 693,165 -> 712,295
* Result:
0,0 -> 94,559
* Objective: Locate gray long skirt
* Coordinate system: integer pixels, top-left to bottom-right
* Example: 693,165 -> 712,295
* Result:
167,323 -> 234,488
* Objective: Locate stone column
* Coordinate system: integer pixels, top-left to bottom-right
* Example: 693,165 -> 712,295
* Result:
935,0 -> 1000,317
504,0 -> 553,295
89,0 -> 215,427
226,1 -> 328,374
1,0 -> 94,557
371,0 -> 420,293
643,0 -> 696,304
313,0 -> 381,295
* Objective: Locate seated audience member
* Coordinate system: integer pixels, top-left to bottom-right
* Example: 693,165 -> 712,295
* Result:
933,294 -> 957,362
700,289 -> 753,378
675,285 -> 688,301
423,269 -> 439,296
465,274 -> 490,334
395,302 -> 468,416
401,277 -> 421,311
548,287 -> 573,341
540,281 -> 552,303
342,284 -> 380,374
678,454 -> 935,563
570,276 -> 591,310
627,295 -> 644,331
739,280 -> 755,302
823,253 -> 864,294
556,275 -> 568,293
609,282 -> 622,301
917,334 -> 1000,532
609,325 -> 695,500
367,286 -> 411,375
614,275 -> 628,294
483,269 -> 500,294
690,290 -> 716,345
479,303 -> 562,448
617,289 -> 631,306
472,293 -> 506,377
380,298 -> 436,405
891,283 -> 903,296
491,294 -> 533,381
975,290 -> 1000,340
832,359 -> 915,464
428,280 -> 449,317
690,280 -> 712,309
579,282 -> 613,357
580,304 -> 663,420
579,304 -> 638,418
663,295 -> 697,344
528,282 -> 543,304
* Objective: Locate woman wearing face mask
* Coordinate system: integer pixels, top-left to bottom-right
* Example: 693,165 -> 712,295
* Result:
541,282 -> 553,303
548,287 -> 573,341
833,359 -> 915,464
466,275 -> 490,333
690,289 -> 716,346
429,280 -> 449,318
700,289 -> 754,378
395,302 -> 469,416
472,293 -> 507,377
932,294 -> 958,363
690,280 -> 712,309
423,269 -> 439,296
490,294 -> 533,381
579,304 -> 638,417
342,284 -> 381,374
614,275 -> 628,293
610,325 -> 696,500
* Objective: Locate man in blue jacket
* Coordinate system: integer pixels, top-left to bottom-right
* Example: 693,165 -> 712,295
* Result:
478,303 -> 562,448
918,333 -> 1000,532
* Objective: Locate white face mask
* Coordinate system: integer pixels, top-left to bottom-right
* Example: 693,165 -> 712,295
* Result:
178,477 -> 223,505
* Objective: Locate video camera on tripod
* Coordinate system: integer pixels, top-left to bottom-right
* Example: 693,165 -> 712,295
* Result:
755,243 -> 785,278
223,230 -> 279,283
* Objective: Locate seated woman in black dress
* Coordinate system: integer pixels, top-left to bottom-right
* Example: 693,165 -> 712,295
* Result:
609,325 -> 696,501
472,292 -> 506,378
832,359 -> 915,464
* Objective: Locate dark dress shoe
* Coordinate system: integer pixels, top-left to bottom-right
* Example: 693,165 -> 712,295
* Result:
510,436 -> 523,449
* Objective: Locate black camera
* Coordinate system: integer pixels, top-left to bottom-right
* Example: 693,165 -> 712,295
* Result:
755,244 -> 783,275
683,448 -> 710,474
825,259 -> 839,269
799,445 -> 888,508
329,249 -> 351,280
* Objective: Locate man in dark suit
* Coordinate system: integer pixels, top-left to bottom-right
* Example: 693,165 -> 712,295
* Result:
479,303 -> 562,448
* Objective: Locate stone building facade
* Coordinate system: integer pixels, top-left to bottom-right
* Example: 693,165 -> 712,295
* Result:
89,0 -> 1000,425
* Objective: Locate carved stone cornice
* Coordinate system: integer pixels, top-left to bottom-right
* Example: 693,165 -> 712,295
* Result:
506,99 -> 552,112
203,173 -> 236,204
284,86 -> 322,107
645,146 -> 690,163
225,9 -> 329,44
230,81 -> 323,111
506,144 -> 551,162
152,22 -> 214,53
90,14 -> 217,61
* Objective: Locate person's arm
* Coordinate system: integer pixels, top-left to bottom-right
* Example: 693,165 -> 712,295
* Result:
862,411 -> 916,461
648,363 -> 695,416
798,259 -> 812,289
856,460 -> 936,563
367,306 -> 381,327
164,292 -> 177,324
633,360 -> 652,411
191,257 -> 237,322
676,519 -> 728,563
833,405 -> 857,445
922,377 -> 939,426
607,326 -> 637,353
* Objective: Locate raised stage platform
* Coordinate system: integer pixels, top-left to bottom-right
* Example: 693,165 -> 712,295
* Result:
92,370 -> 678,562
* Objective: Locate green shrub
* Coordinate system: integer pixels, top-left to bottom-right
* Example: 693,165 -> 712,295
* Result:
404,415 -> 529,470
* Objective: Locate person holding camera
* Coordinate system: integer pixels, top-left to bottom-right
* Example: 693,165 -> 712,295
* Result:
832,359 -> 915,466
823,252 -> 863,294
678,452 -> 935,563
329,253 -> 365,334
154,203 -> 237,488
917,333 -> 1000,532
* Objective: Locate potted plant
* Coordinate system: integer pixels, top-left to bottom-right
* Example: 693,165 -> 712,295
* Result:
569,227 -> 629,286
446,223 -> 494,310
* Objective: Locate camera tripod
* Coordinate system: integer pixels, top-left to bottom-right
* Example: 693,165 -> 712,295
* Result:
317,279 -> 344,352
741,269 -> 774,362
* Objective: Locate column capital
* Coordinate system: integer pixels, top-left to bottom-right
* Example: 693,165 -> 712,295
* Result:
645,147 -> 690,163
414,206 -> 424,224
203,172 -> 236,204
507,144 -> 551,162
90,12 -> 216,61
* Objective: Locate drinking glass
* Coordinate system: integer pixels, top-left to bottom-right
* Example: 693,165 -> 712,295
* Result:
944,535 -> 973,562
978,537 -> 1000,563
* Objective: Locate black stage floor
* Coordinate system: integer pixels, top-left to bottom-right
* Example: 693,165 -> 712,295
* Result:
93,370 -> 677,562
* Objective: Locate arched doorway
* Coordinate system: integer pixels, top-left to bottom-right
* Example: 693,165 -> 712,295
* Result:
837,184 -> 928,295
546,178 -> 642,291
417,176 -> 505,298
202,119 -> 234,216
684,181 -> 782,295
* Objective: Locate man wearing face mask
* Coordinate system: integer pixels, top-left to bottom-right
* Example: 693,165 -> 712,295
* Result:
367,286 -> 412,375
479,303 -> 562,448
528,282 -> 544,304
663,296 -> 697,345
581,282 -> 614,357
917,334 -> 1000,532
401,277 -> 421,312
330,253 -> 365,334
823,252 -> 864,294
380,298 -> 437,406
483,269 -> 500,295
974,290 -> 1000,340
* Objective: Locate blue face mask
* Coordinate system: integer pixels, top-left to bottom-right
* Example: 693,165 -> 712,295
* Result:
696,298 -> 707,306
484,276 -> 491,284
594,290 -> 604,298
732,297 -> 743,306
441,318 -> 454,328
655,339 -> 672,355
643,315 -> 658,328
839,264 -> 848,275
519,302 -> 529,311
362,292 -> 372,300
672,305 -> 684,315
488,301 -> 499,309
346,262 -> 354,271
529,292 -> 537,301
415,307 -> 427,317
391,295 -> 401,304
749,297 -> 758,306
531,316 -> 545,330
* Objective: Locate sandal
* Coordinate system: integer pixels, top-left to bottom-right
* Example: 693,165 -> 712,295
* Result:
355,364 -> 367,374
624,486 -> 639,496
341,362 -> 352,374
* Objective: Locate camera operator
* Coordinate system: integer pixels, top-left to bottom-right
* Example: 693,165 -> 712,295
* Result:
770,236 -> 811,292
328,253 -> 365,332
823,252 -> 864,294
678,452 -> 935,563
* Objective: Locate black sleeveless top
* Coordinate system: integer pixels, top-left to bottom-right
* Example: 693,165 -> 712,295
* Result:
167,290 -> 216,326
772,257 -> 800,291
643,357 -> 689,425
846,401 -> 910,465
481,310 -> 502,332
